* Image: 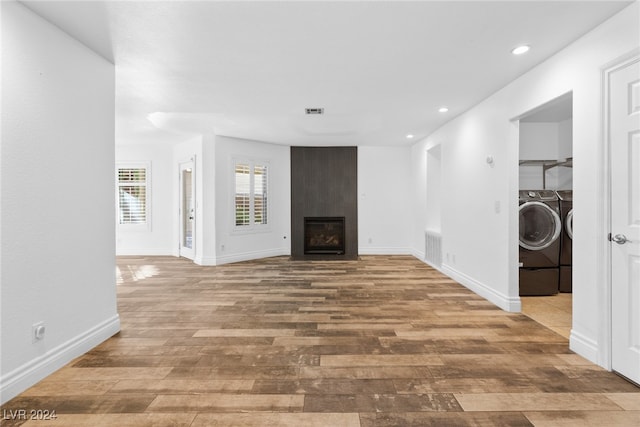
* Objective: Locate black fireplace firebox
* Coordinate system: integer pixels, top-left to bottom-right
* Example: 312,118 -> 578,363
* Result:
304,217 -> 345,255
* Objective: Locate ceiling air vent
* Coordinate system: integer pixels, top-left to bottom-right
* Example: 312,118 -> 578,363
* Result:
305,108 -> 324,115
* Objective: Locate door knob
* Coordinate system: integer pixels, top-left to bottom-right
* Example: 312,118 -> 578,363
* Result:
611,234 -> 631,244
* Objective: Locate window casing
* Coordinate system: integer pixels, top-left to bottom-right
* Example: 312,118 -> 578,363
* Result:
234,160 -> 268,231
117,164 -> 150,229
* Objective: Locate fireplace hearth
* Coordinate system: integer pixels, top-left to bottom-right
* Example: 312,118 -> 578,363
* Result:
304,217 -> 345,255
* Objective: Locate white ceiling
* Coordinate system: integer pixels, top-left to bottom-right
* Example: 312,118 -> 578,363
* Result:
21,0 -> 633,146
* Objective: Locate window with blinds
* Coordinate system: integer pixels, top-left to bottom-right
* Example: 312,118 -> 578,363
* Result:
117,166 -> 148,225
235,164 -> 251,226
253,165 -> 268,225
234,161 -> 268,229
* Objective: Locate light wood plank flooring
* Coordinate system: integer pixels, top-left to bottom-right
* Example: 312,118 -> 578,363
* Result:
521,294 -> 572,339
2,255 -> 638,426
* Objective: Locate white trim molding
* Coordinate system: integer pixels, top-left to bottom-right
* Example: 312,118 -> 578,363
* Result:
216,248 -> 289,266
116,248 -> 175,256
359,246 -> 413,255
412,249 -> 426,263
570,328 -> 600,365
414,252 -> 447,275
0,315 -> 120,405
194,256 -> 217,266
441,264 -> 522,313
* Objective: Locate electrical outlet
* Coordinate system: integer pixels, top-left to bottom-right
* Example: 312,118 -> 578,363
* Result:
32,322 -> 45,343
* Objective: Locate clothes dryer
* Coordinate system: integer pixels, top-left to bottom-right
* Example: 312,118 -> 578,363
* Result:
519,190 -> 561,295
556,190 -> 573,292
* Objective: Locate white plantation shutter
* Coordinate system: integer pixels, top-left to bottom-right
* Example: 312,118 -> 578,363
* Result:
235,164 -> 251,226
117,166 -> 148,225
234,160 -> 268,229
253,165 -> 267,225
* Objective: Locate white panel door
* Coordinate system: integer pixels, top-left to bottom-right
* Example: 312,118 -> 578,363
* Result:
610,57 -> 640,385
179,159 -> 195,260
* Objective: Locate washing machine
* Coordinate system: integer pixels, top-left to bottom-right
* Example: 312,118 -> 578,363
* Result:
556,190 -> 573,292
519,190 -> 561,295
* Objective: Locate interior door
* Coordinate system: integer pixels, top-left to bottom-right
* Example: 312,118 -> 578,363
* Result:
610,56 -> 640,385
179,159 -> 195,260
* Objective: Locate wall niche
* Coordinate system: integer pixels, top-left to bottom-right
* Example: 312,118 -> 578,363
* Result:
291,146 -> 358,260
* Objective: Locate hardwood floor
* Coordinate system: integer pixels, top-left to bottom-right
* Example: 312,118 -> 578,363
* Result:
521,294 -> 572,339
2,255 -> 639,426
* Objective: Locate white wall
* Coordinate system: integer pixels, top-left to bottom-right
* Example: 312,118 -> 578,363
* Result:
557,118 -> 573,190
519,120 -> 573,190
116,143 -> 175,255
120,139 -> 415,263
519,122 -> 561,189
519,122 -> 561,160
412,2 -> 639,368
214,136 -> 290,264
358,146 -> 413,254
558,119 -> 573,158
425,145 -> 442,233
413,107 -> 515,310
173,135 -> 219,265
1,1 -> 119,403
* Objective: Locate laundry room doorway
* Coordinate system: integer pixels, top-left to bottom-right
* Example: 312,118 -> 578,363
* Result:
517,93 -> 574,338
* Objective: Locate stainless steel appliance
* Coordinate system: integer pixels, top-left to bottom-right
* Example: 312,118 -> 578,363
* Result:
556,190 -> 573,292
519,190 -> 561,296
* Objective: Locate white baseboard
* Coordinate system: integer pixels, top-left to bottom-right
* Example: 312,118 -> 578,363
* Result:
0,315 -> 121,405
115,248 -> 174,256
441,264 -> 521,312
412,249 -> 426,261
216,248 -> 290,265
570,329 -> 599,365
358,246 -> 413,255
412,249 -> 444,271
194,256 -> 217,266
421,258 -> 444,272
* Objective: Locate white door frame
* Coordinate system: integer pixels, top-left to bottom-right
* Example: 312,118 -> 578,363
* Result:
600,49 -> 640,371
178,157 -> 196,260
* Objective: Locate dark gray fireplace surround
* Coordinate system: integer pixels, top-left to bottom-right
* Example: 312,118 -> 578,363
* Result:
291,146 -> 358,260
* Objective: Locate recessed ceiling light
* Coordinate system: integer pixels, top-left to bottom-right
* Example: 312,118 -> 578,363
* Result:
406,134 -> 414,139
438,107 -> 449,113
511,45 -> 530,55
